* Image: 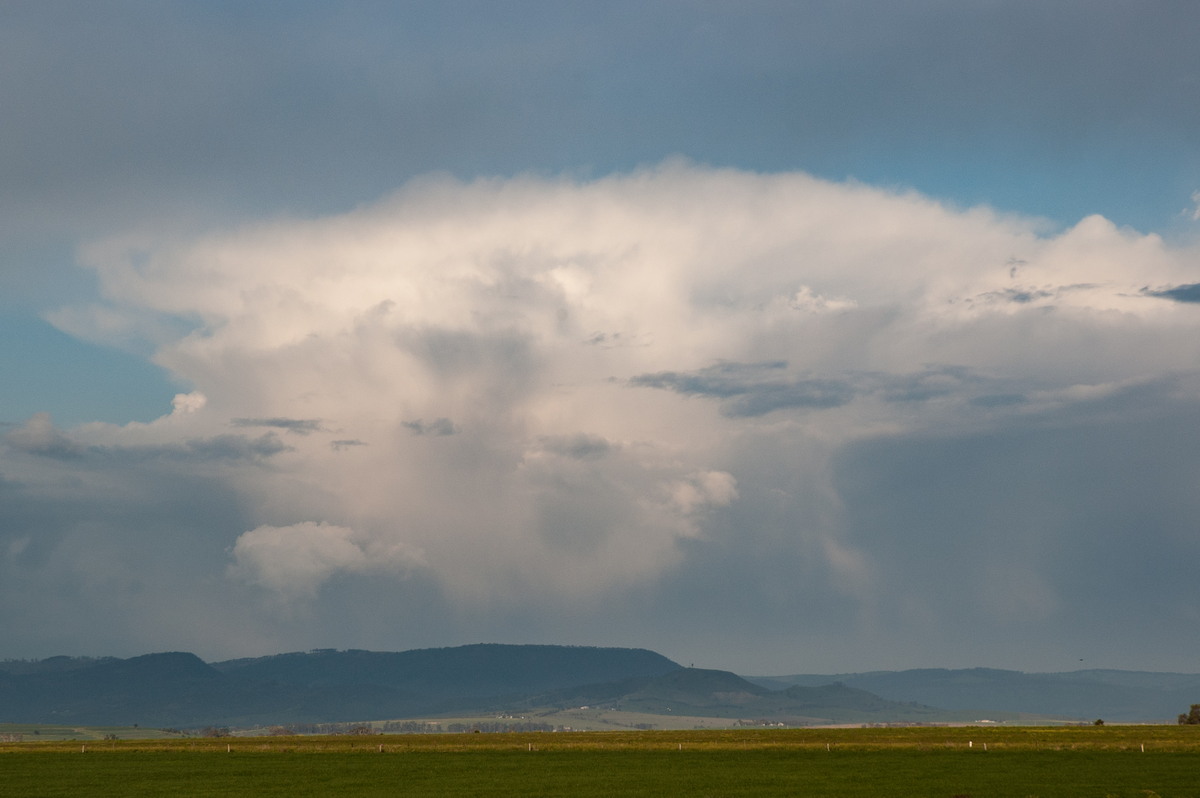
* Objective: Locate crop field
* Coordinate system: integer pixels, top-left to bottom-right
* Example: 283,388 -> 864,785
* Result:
2,726 -> 1199,797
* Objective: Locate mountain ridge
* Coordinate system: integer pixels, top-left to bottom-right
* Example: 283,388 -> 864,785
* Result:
501,667 -> 947,724
3,647 -> 1195,727
0,644 -> 683,727
0,646 -> 939,727
749,667 -> 1200,722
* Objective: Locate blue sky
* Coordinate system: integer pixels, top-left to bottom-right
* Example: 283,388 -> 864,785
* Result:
3,1 -> 1200,675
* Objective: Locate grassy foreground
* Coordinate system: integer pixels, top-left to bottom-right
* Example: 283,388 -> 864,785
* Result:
2,727 -> 1198,797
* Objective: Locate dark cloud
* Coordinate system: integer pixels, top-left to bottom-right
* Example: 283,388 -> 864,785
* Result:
402,418 -> 459,437
970,393 -> 1029,408
722,381 -> 856,417
584,331 -> 631,349
879,365 -> 974,403
4,414 -> 85,460
1143,283 -> 1200,304
0,443 -> 264,658
631,361 -> 788,399
631,361 -> 854,417
829,389 -> 1200,668
4,417 -> 289,464
330,439 -> 367,451
996,288 -> 1055,304
632,362 -> 1031,418
169,434 -> 291,462
969,284 -> 1098,307
537,434 -> 613,460
231,417 -> 324,435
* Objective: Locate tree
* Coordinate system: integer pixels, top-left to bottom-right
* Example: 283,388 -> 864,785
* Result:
1177,704 -> 1200,725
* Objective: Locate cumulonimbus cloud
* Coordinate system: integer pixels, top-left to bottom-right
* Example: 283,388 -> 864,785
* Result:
29,163 -> 1200,654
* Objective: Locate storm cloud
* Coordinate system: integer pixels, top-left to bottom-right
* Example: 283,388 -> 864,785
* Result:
2,164 -> 1199,673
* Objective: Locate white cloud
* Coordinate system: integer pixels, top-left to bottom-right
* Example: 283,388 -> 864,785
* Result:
786,285 -> 857,314
171,392 -> 206,415
14,163 -> 1200,669
229,522 -> 422,598
68,166 -> 1200,583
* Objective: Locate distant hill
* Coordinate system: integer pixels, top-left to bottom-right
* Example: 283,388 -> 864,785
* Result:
0,645 -> 680,728
6,647 -> 1190,728
0,652 -> 247,727
506,667 -> 955,725
212,643 -> 679,700
748,668 -> 1200,722
0,645 -> 943,728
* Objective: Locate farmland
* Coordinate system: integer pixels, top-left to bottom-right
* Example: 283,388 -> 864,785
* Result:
2,726 -> 1199,797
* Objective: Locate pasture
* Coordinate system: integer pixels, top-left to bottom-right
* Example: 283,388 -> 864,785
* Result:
2,726 -> 1198,796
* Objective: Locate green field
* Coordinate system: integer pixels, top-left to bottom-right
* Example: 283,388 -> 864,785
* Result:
2,727 -> 1198,796
0,723 -> 186,742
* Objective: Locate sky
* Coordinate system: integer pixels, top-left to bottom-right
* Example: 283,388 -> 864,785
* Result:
3,1 -> 1200,676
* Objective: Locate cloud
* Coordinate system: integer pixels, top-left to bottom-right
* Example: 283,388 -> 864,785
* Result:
631,362 -> 1039,418
231,417 -> 324,435
631,362 -> 855,417
830,382 -> 1200,659
630,360 -> 790,399
668,471 -> 738,517
1143,283 -> 1200,304
4,412 -> 289,464
5,413 -> 85,459
228,522 -> 423,599
537,434 -> 613,461
172,392 -> 207,414
8,163 -> 1200,670
401,418 -> 459,437
4,0 -> 1200,255
169,434 -> 290,462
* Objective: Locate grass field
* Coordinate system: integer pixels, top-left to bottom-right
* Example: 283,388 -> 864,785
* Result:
0,723 -> 186,741
2,727 -> 1198,796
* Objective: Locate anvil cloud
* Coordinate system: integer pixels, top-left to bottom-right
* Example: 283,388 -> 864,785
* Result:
5,164 -> 1200,671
